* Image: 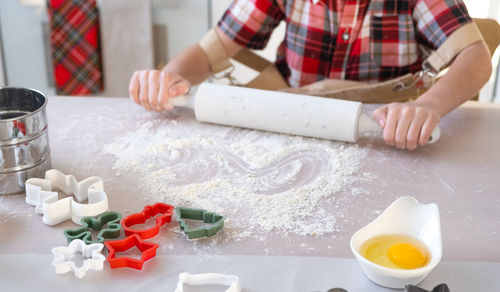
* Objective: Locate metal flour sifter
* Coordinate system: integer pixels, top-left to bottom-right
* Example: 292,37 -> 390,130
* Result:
0,87 -> 51,195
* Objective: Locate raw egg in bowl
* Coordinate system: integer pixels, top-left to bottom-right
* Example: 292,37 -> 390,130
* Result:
350,196 -> 442,289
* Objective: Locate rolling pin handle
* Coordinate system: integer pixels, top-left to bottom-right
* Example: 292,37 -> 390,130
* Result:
169,94 -> 195,109
428,127 -> 440,144
358,113 -> 441,144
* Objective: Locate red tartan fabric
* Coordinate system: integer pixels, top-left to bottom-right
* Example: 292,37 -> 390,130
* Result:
218,0 -> 472,88
47,0 -> 103,95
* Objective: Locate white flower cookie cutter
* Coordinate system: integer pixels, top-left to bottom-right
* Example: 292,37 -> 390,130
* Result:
174,272 -> 242,292
51,239 -> 105,279
25,169 -> 108,225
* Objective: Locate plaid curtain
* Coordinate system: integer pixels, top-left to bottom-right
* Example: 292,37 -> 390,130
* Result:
47,0 -> 103,95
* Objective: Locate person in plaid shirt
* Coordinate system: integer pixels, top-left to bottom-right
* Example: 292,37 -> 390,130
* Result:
129,0 -> 492,150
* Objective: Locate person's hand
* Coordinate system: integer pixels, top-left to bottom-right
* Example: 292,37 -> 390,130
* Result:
129,70 -> 190,112
372,101 -> 440,150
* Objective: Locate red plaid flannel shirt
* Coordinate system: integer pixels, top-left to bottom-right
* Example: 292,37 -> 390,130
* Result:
218,0 -> 472,88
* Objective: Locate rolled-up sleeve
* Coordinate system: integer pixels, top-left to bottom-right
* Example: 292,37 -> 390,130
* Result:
217,0 -> 285,50
412,0 -> 472,49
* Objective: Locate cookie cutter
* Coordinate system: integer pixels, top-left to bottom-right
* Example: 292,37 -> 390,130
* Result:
175,207 -> 226,240
51,239 -> 105,279
104,234 -> 159,270
25,169 -> 108,225
64,211 -> 122,244
122,202 -> 175,239
174,272 -> 241,292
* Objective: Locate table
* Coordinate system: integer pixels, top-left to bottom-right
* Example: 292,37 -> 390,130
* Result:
0,97 -> 499,291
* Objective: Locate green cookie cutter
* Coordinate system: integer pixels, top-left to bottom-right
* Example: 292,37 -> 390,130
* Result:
175,207 -> 226,240
63,211 -> 122,244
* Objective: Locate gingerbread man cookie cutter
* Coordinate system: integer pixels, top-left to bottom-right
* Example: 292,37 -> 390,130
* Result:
25,169 -> 108,225
51,239 -> 105,279
64,211 -> 122,244
174,272 -> 242,292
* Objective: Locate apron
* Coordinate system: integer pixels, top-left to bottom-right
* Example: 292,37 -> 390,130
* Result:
199,22 -> 486,103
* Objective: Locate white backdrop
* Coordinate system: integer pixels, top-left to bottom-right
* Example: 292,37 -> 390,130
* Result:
464,0 -> 500,102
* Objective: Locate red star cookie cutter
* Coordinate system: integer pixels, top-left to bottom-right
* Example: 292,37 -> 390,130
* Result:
122,202 -> 175,239
104,234 -> 158,270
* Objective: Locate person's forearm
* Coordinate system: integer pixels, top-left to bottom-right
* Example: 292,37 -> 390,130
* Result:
162,44 -> 212,85
416,41 -> 492,117
372,41 -> 492,150
162,27 -> 243,86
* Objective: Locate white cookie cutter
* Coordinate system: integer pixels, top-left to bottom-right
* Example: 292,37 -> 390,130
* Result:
25,169 -> 108,225
174,272 -> 242,292
51,239 -> 105,279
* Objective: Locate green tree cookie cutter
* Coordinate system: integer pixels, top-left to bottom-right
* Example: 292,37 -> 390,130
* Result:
175,207 -> 226,240
63,211 -> 123,244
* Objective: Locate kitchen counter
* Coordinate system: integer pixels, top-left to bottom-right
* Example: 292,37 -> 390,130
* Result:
0,97 -> 499,291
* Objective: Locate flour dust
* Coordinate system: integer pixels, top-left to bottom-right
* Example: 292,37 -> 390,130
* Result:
104,108 -> 372,238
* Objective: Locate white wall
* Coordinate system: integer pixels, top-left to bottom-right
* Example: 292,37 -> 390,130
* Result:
152,0 -> 209,62
464,0 -> 500,20
0,0 -> 54,94
463,0 -> 500,103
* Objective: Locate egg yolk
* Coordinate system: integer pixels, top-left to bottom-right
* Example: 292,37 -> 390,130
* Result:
360,234 -> 429,270
387,243 -> 427,269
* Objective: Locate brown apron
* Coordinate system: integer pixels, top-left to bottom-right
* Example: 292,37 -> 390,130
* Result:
199,22 -> 486,103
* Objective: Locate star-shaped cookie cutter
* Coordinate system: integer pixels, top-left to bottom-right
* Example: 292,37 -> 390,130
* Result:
174,272 -> 242,292
25,169 -> 108,225
51,239 -> 105,279
175,207 -> 226,240
104,234 -> 159,270
64,211 -> 122,244
122,202 -> 175,239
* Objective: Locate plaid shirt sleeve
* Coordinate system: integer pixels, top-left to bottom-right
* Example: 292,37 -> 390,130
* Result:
217,0 -> 285,50
412,0 -> 472,50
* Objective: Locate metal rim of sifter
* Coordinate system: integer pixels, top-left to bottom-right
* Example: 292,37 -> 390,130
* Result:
0,87 -> 48,121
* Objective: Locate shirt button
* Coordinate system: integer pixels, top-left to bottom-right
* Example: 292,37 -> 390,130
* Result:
342,32 -> 350,41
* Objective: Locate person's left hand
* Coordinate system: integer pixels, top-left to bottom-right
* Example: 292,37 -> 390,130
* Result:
372,101 -> 440,150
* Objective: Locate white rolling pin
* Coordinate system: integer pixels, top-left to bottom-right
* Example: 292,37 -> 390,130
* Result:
171,83 -> 440,144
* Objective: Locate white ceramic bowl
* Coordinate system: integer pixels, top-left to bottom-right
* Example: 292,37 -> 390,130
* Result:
350,196 -> 442,289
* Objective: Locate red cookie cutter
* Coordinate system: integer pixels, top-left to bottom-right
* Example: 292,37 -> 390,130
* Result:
104,234 -> 158,270
122,202 -> 175,239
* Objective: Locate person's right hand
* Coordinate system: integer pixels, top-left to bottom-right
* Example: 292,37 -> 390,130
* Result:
129,70 -> 190,112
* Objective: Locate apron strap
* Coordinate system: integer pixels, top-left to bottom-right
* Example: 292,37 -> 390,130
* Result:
425,22 -> 485,73
198,28 -> 233,74
232,49 -> 273,72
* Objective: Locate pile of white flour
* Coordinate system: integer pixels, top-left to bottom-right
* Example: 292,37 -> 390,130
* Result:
104,109 -> 371,237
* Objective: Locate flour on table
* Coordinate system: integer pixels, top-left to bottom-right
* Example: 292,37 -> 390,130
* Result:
104,109 -> 371,237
